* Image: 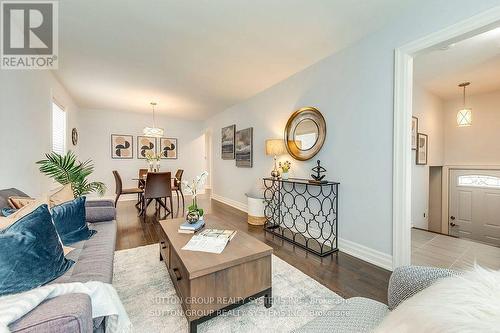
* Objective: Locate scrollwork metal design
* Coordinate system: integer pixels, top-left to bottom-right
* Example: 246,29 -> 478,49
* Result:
263,178 -> 339,257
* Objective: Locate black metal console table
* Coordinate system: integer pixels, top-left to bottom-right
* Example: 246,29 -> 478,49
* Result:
263,177 -> 339,257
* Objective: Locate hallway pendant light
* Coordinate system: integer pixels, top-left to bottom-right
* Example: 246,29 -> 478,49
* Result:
143,102 -> 164,137
457,82 -> 472,127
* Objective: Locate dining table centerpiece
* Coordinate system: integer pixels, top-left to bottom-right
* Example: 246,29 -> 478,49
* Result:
183,171 -> 209,223
145,151 -> 161,172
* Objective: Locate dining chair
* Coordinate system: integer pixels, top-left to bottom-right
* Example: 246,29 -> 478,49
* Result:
112,170 -> 144,207
141,172 -> 174,218
138,169 -> 148,189
172,169 -> 185,215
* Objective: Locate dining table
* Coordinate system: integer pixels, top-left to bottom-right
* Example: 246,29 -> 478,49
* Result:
132,171 -> 179,188
132,171 -> 184,217
132,175 -> 147,186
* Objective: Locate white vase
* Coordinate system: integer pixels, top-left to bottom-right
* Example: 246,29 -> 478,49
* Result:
281,172 -> 289,180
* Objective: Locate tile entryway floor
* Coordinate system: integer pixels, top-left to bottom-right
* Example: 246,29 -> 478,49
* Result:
412,228 -> 500,271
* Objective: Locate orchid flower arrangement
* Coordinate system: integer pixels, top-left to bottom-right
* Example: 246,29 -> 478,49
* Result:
182,171 -> 209,217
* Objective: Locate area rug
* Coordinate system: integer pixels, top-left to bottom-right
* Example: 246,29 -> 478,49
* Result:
113,244 -> 342,332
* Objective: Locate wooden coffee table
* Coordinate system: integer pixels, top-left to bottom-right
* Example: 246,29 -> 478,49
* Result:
159,215 -> 273,333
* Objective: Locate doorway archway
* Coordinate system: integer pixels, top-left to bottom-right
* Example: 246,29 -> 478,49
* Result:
392,7 -> 500,268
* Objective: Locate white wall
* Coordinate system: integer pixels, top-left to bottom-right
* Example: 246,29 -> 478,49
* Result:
444,90 -> 500,165
204,129 -> 213,189
411,84 -> 445,229
204,0 -> 500,256
0,71 -> 79,197
77,109 -> 205,199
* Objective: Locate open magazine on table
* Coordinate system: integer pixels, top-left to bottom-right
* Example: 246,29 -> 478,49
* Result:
182,228 -> 237,254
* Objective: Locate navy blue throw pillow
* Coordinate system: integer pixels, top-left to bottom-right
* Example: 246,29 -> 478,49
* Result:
51,196 -> 96,245
0,204 -> 74,296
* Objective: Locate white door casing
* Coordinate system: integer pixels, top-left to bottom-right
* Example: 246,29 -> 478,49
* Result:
449,169 -> 500,246
392,6 -> 500,269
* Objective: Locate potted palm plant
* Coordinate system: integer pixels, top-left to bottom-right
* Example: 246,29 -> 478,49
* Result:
37,151 -> 106,197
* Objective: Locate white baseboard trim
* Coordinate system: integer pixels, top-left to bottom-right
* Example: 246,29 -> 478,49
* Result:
338,238 -> 393,271
211,193 -> 248,212
210,194 -> 393,270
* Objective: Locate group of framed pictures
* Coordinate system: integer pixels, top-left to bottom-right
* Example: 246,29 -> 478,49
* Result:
221,124 -> 253,168
412,116 -> 428,165
111,134 -> 178,159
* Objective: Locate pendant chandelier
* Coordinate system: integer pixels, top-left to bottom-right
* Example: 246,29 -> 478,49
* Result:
457,82 -> 472,127
143,102 -> 164,137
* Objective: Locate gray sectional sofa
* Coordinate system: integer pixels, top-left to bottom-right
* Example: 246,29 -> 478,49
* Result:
0,188 -> 117,333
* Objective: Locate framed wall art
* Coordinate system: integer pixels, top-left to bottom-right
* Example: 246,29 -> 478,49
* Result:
411,116 -> 418,150
159,137 -> 178,159
111,134 -> 133,159
72,128 -> 78,146
137,136 -> 157,159
221,124 -> 235,160
416,133 -> 428,165
235,127 -> 253,168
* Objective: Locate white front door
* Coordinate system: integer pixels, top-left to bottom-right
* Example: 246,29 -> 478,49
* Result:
449,169 -> 500,247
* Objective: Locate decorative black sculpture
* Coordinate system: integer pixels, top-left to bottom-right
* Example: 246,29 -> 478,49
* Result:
310,160 -> 327,183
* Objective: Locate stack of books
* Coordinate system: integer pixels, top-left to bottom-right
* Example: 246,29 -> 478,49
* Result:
178,219 -> 205,234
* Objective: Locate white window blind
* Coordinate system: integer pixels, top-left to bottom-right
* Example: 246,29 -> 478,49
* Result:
52,101 -> 66,154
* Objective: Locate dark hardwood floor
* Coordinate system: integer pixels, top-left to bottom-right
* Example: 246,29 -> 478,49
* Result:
115,192 -> 391,304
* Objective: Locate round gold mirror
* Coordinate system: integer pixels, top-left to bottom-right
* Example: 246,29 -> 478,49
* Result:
284,107 -> 326,161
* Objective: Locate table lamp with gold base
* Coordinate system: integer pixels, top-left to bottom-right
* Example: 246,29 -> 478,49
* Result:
265,139 -> 286,179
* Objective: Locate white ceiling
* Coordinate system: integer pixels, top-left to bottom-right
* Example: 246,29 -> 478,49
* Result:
56,0 -> 415,120
414,27 -> 500,100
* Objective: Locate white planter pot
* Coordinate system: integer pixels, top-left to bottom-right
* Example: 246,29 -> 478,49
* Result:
246,195 -> 265,226
281,172 -> 289,180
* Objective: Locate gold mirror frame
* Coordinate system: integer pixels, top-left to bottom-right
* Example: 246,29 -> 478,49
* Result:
284,107 -> 326,161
